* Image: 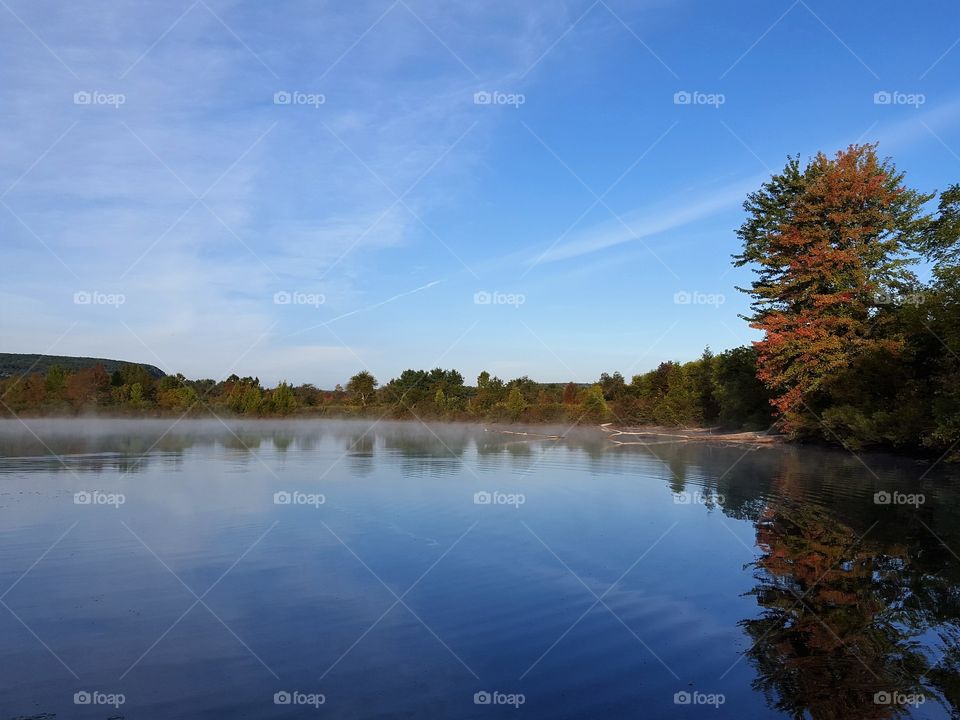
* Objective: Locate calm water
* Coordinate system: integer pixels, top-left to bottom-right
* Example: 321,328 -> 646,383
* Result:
1,418 -> 958,719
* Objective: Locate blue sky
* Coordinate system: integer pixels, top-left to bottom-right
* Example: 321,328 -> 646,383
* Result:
3,0 -> 960,387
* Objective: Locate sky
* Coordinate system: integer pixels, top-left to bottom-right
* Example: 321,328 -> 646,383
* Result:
2,0 -> 960,387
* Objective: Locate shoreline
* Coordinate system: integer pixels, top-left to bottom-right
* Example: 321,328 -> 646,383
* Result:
0,413 -> 777,440
0,414 -> 953,462
482,423 -> 782,447
600,423 -> 783,447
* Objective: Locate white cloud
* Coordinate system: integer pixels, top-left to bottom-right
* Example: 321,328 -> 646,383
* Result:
528,177 -> 760,265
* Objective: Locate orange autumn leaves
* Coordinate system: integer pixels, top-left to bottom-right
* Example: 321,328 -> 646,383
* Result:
736,145 -> 931,435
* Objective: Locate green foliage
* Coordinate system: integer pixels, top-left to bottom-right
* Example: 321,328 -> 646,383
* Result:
917,183 -> 960,265
604,350 -> 771,430
346,371 -> 377,407
270,382 -> 296,416
581,384 -> 609,421
226,377 -> 264,415
129,382 -> 144,407
473,371 -> 505,412
712,347 -> 774,429
44,364 -> 66,397
598,372 -> 627,401
505,387 -> 527,420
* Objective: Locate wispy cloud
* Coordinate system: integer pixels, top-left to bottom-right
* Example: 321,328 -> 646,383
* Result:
529,177 -> 760,265
0,0 -> 560,384
289,280 -> 443,337
524,95 -> 960,269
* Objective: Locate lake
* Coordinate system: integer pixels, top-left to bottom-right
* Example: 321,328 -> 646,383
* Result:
0,418 -> 957,719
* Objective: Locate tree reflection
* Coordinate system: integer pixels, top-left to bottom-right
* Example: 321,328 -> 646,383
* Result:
345,432 -> 375,476
741,494 -> 946,718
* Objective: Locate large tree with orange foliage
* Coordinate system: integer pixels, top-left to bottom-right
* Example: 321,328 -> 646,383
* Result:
734,145 -> 932,436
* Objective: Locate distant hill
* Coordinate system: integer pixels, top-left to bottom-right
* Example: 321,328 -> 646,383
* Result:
0,353 -> 166,379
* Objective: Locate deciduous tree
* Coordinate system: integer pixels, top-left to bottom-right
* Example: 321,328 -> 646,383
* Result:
735,145 -> 931,435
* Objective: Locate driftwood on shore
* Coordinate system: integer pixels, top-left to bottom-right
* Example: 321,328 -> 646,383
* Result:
483,424 -> 782,448
483,428 -> 566,440
600,423 -> 781,447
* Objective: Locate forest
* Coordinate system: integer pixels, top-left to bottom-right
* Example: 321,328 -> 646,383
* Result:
2,144 -> 958,457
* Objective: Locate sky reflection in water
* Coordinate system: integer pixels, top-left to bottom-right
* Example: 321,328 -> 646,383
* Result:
0,418 -> 957,719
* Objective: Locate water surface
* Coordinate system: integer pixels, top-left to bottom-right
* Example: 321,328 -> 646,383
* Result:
1,418 -> 957,719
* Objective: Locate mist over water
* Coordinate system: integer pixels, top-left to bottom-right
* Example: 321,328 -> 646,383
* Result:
0,418 -> 958,719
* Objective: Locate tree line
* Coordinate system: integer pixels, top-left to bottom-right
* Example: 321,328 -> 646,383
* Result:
1,144 -> 957,456
0,352 -> 771,430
